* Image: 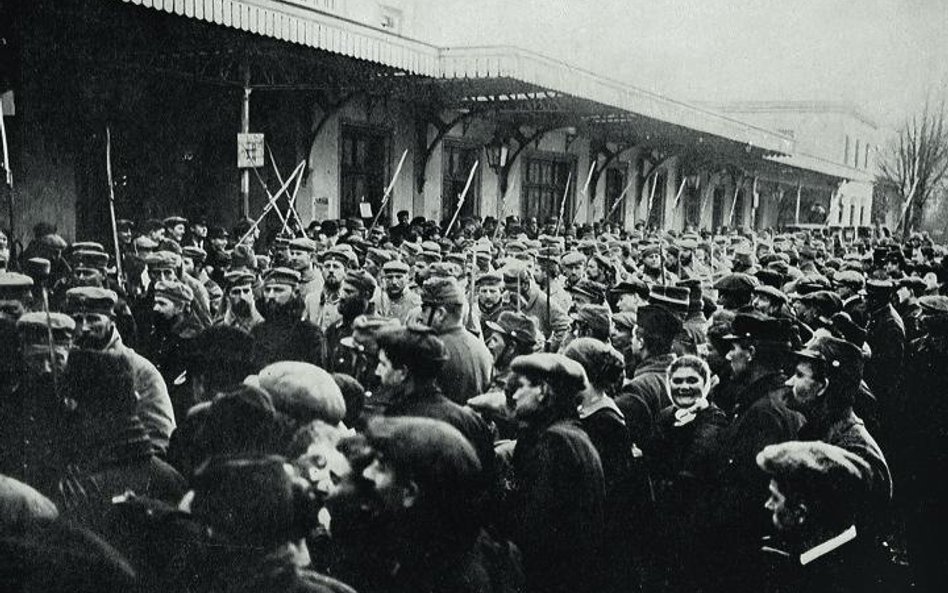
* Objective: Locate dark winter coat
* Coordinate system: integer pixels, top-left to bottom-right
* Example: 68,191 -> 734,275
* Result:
615,353 -> 675,444
511,418 -> 606,593
251,309 -> 326,369
710,370 -> 804,592
435,324 -> 493,404
864,302 -> 905,433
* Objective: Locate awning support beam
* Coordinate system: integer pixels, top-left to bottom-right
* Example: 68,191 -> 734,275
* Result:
414,107 -> 482,193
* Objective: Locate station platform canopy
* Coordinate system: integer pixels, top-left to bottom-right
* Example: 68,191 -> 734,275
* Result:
120,0 -> 802,168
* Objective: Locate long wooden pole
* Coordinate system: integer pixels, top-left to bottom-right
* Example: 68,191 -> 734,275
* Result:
553,171 -> 573,235
445,160 -> 479,236
105,127 -> 124,287
236,161 -> 306,246
368,149 -> 409,232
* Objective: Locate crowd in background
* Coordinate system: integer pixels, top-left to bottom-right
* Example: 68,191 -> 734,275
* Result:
0,209 -> 945,593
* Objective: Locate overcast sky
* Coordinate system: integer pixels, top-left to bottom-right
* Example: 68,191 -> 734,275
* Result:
419,0 -> 948,130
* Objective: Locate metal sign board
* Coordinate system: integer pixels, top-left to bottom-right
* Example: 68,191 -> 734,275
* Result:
237,133 -> 265,168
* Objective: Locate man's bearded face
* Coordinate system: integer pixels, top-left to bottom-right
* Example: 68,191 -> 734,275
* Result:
322,260 -> 346,288
228,285 -> 255,316
478,285 -> 503,310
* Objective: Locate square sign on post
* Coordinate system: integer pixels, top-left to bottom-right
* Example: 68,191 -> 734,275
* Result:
237,133 -> 265,168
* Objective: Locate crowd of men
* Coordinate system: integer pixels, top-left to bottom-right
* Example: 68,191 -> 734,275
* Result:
0,209 -> 945,593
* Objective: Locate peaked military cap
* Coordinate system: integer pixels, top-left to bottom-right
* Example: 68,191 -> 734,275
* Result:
421,276 -> 464,306
17,311 -> 76,342
262,267 -> 301,287
485,311 -> 539,347
70,241 -> 106,254
320,246 -> 357,268
223,269 -> 255,288
133,236 -> 159,251
475,271 -> 504,287
70,249 -> 109,270
154,280 -> 194,305
163,216 -> 187,227
64,287 -> 118,315
343,269 -> 377,297
144,250 -> 182,271
382,260 -> 411,275
0,272 -> 34,294
560,251 -> 586,267
288,238 -> 317,253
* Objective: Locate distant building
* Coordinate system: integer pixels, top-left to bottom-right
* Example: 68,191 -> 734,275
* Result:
714,101 -> 880,229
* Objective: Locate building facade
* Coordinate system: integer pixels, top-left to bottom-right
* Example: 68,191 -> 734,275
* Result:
0,0 -> 865,244
714,101 -> 880,229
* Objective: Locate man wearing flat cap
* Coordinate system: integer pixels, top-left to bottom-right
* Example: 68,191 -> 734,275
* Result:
0,312 -> 75,494
65,286 -> 175,454
325,269 -> 377,373
507,352 -> 606,593
712,312 -> 804,590
251,267 -> 325,369
756,441 -> 882,593
377,259 -> 421,325
418,276 -> 492,403
373,323 -> 494,478
560,251 -> 587,292
715,272 -> 758,312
